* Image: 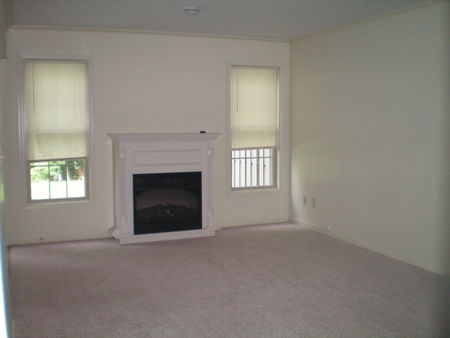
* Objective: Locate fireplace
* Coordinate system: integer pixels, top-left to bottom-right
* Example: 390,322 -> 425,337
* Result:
108,132 -> 219,244
133,171 -> 202,234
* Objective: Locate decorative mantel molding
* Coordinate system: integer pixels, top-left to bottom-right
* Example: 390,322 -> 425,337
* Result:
108,132 -> 220,244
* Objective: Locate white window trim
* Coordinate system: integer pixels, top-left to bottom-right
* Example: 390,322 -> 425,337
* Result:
226,62 -> 287,193
18,54 -> 94,204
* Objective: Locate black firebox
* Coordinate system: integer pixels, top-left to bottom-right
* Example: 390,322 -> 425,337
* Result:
133,172 -> 202,235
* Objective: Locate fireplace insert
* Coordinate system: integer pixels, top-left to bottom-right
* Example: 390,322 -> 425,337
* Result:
133,172 -> 202,234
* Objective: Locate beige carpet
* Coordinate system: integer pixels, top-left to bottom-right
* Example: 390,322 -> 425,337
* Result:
9,223 -> 450,337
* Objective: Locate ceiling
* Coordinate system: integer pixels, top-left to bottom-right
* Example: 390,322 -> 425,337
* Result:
11,0 -> 430,41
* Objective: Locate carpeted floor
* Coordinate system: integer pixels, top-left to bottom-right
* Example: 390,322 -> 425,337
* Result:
9,223 -> 450,337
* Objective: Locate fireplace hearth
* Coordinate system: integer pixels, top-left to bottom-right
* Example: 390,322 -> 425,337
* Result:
108,132 -> 219,244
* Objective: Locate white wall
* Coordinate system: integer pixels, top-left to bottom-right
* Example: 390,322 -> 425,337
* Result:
5,28 -> 290,244
291,1 -> 450,275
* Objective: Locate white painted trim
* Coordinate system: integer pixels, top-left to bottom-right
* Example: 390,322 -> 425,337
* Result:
9,25 -> 289,43
118,228 -> 215,245
6,233 -> 111,246
292,218 -> 443,275
291,0 -> 439,42
108,132 -> 220,244
225,61 -> 289,194
17,55 -> 95,205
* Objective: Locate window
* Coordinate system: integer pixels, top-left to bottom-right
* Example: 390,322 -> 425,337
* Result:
229,66 -> 279,189
23,60 -> 89,201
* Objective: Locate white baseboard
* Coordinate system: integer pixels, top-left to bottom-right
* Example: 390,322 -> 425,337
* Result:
292,217 -> 444,275
6,232 -> 112,247
118,228 -> 216,245
294,218 -> 331,232
294,217 -> 390,255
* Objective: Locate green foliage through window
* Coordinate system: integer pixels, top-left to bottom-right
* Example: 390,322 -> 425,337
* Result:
29,159 -> 87,200
30,160 -> 85,182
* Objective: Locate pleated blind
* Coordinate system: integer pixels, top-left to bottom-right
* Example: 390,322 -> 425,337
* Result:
24,60 -> 88,161
230,66 -> 279,149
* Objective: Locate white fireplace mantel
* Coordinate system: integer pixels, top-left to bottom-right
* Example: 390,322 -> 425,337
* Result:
108,132 -> 220,244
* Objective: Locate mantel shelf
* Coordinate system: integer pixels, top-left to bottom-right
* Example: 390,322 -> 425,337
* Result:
107,132 -> 220,142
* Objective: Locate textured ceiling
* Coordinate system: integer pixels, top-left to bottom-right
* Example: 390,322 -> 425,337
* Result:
12,0 -> 430,40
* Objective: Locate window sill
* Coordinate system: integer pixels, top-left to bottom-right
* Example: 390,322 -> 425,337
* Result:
25,197 -> 91,209
229,186 -> 281,196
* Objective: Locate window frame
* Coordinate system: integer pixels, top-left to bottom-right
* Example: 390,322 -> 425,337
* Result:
227,64 -> 282,192
19,56 -> 93,204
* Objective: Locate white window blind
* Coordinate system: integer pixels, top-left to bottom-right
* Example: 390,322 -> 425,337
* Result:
24,60 -> 88,161
230,66 -> 279,149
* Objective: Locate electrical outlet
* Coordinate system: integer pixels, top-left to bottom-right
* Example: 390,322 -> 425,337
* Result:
312,198 -> 316,208
303,195 -> 307,206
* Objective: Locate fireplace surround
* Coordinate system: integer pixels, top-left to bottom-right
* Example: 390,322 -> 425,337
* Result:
108,132 -> 220,244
